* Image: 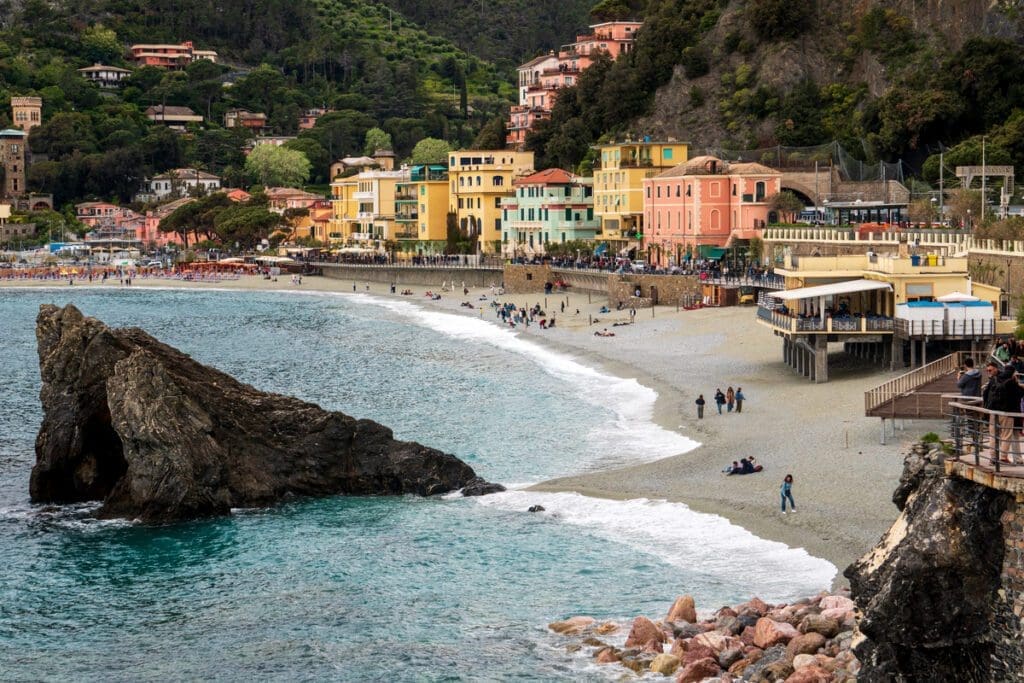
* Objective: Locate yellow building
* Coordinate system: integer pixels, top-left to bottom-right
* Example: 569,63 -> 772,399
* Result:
592,139 -> 688,255
448,149 -> 534,254
328,176 -> 359,244
395,164 -> 450,257
756,248 -> 1010,382
329,168 -> 409,246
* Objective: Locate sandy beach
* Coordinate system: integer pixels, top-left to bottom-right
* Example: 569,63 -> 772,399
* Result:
2,271 -> 932,583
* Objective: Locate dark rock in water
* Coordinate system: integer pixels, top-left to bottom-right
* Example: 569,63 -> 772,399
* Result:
460,477 -> 506,497
30,304 -> 499,522
528,504 -> 545,512
845,450 -> 1011,682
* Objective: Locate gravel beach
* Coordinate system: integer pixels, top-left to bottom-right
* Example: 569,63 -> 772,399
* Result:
3,271 -> 934,581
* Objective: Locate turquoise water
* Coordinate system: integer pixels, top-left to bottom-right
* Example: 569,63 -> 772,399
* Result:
0,287 -> 834,680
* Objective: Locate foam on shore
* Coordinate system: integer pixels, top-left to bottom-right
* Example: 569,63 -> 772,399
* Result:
361,295 -> 699,470
476,490 -> 838,604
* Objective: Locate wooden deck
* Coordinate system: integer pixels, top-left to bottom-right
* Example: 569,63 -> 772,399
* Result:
865,372 -> 959,419
947,457 -> 1024,489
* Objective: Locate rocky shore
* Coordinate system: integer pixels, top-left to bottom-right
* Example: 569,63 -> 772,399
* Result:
549,590 -> 861,681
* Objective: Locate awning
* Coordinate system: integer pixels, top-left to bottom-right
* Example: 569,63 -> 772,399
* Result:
767,279 -> 892,301
699,246 -> 728,260
936,291 -> 980,303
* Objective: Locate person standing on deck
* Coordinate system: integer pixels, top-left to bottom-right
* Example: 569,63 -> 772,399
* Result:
781,474 -> 796,514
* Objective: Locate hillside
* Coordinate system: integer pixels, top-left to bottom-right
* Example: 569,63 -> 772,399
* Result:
527,0 -> 1024,185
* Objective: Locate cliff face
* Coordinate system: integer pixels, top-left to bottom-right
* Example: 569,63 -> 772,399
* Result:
30,304 -> 499,522
638,0 -> 1020,149
845,447 -> 1017,681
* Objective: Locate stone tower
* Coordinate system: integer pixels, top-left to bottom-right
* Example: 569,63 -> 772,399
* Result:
11,96 -> 42,133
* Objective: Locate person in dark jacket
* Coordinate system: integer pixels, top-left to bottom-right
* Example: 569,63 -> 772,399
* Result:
990,365 -> 1024,464
982,361 -> 1000,409
957,358 -> 982,397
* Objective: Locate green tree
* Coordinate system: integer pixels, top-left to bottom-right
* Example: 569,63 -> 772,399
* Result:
28,112 -> 97,159
80,24 -> 121,64
244,145 -> 311,187
284,137 -> 329,182
363,126 -> 393,155
471,116 -> 506,150
409,137 -> 451,164
768,191 -> 804,222
214,204 -> 283,248
748,0 -> 814,41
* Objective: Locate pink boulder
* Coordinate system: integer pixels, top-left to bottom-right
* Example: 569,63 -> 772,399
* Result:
819,595 -> 855,612
680,643 -> 717,665
625,616 -> 665,648
754,617 -> 800,649
668,595 -> 698,623
740,597 -> 769,616
694,631 -> 742,654
785,665 -> 832,683
595,647 -> 621,664
820,607 -> 853,622
676,656 -> 721,683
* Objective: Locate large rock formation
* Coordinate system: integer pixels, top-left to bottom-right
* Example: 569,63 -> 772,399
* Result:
845,447 -> 1013,681
30,304 -> 501,521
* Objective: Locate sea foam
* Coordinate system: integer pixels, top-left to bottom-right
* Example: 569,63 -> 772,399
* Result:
477,490 -> 838,605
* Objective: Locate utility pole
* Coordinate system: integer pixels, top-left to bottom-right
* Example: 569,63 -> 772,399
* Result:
939,151 -> 944,222
982,136 -> 986,222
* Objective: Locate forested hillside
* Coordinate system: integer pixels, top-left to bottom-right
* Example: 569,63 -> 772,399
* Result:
527,0 -> 1024,188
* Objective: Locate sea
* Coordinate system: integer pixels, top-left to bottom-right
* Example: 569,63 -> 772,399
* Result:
0,287 -> 836,681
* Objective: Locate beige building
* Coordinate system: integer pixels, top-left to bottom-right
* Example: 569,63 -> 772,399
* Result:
11,96 -> 42,133
593,139 -> 688,254
448,149 -> 534,254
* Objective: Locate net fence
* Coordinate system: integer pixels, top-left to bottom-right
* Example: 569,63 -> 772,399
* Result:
701,141 -> 905,183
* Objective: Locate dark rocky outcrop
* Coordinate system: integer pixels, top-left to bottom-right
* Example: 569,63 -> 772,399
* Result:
30,304 -> 502,521
845,447 -> 1012,682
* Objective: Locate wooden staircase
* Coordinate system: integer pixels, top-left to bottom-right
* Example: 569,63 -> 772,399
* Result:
865,351 -> 989,420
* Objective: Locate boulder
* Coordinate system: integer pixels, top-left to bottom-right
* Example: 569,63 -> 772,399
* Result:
693,631 -> 741,654
791,653 -> 816,669
667,595 -> 698,623
594,647 -> 621,664
625,616 -> 666,648
846,449 -> 1013,681
819,595 -> 855,612
679,643 -> 716,665
650,653 -> 681,675
595,621 -> 619,635
785,665 -> 832,683
741,645 -> 788,682
675,656 -> 720,683
715,615 -> 742,635
753,617 -> 799,649
798,614 -> 840,638
717,647 -> 744,669
785,632 -> 826,662
30,305 -> 500,521
549,616 -> 596,635
739,597 -> 770,617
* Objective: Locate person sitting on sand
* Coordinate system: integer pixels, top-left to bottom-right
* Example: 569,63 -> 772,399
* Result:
594,328 -> 615,337
724,460 -> 740,475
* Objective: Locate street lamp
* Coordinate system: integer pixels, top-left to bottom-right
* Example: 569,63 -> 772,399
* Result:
930,197 -> 937,227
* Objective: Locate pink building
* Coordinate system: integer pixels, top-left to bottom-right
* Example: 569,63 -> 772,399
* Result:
141,197 -> 196,247
76,202 -> 135,227
129,41 -> 217,70
643,156 -> 781,267
264,187 -> 325,213
506,22 -> 642,148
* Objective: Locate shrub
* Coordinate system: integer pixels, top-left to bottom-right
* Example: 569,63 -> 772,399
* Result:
748,0 -> 813,42
921,432 -> 941,443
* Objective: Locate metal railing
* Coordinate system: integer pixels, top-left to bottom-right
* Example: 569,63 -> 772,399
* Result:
864,351 -> 989,415
758,306 -> 894,334
894,318 -> 995,338
947,398 -> 1024,476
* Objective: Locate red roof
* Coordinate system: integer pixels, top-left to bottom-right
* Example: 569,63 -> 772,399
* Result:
513,168 -> 575,186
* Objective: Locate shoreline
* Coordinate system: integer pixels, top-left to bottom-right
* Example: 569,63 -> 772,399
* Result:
1,273 -> 927,584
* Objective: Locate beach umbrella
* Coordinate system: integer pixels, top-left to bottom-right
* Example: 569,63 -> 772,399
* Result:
936,291 -> 980,302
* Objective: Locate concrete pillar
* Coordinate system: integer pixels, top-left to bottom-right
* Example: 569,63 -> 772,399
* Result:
784,338 -> 791,367
814,334 -> 829,383
910,339 -> 917,368
891,337 -> 901,371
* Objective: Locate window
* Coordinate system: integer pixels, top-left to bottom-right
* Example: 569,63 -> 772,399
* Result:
656,186 -> 661,198
646,187 -> 651,198
565,208 -> 572,220
458,198 -> 464,209
459,177 -> 464,187
493,176 -> 504,186
676,185 -> 680,197
686,185 -> 691,196
494,197 -> 501,208
732,184 -> 737,196
664,148 -> 673,160
755,181 -> 766,201
711,181 -> 720,198
476,176 -> 482,186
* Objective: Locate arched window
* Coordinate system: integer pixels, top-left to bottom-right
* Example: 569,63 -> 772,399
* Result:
755,181 -> 766,201
493,176 -> 504,186
476,176 -> 482,186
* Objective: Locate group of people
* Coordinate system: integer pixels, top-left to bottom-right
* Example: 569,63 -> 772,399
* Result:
723,457 -> 762,475
493,301 -> 556,330
957,354 -> 1024,465
693,387 -> 746,418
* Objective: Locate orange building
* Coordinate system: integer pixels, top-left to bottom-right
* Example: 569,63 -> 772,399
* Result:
506,22 -> 641,148
643,156 -> 781,267
129,41 -> 217,69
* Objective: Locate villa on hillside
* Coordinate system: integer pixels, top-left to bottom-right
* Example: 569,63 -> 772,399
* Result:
756,244 -> 1012,382
264,187 -> 324,213
224,109 -> 268,130
643,155 -> 781,267
145,105 -> 203,130
136,168 -> 221,203
506,21 -> 642,148
128,42 -> 217,69
77,64 -> 132,88
75,202 -> 142,229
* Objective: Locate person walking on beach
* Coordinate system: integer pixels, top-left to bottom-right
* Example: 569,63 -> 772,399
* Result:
714,388 -> 726,415
781,474 -> 796,514
735,387 -> 745,413
726,387 -> 735,413
696,394 -> 706,419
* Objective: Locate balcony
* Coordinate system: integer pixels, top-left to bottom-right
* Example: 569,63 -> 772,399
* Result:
353,191 -> 374,200
395,213 -> 419,222
756,305 -> 894,335
356,211 -> 374,220
395,230 -> 418,239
